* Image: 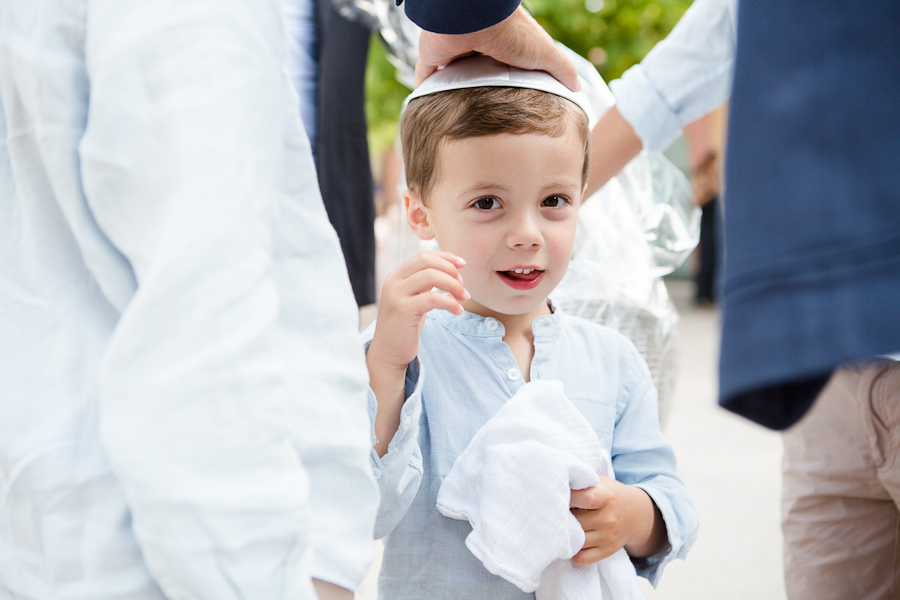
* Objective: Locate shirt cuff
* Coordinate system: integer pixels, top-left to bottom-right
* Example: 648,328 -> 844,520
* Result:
402,0 -> 520,34
629,482 -> 696,587
610,65 -> 684,153
367,355 -> 423,452
366,353 -> 426,537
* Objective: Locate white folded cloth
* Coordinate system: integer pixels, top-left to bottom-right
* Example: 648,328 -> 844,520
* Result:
436,380 -> 645,600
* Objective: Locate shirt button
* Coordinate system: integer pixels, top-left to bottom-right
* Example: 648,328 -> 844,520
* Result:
402,416 -> 412,430
485,320 -> 499,331
507,368 -> 521,381
373,467 -> 383,479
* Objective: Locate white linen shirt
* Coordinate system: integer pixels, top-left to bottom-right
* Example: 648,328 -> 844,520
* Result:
364,309 -> 699,599
610,0 -> 738,152
0,1 -> 377,598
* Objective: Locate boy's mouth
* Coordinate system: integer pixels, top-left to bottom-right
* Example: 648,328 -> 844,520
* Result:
498,268 -> 544,290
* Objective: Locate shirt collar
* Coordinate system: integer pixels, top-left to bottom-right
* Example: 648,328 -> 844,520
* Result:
428,308 -> 561,339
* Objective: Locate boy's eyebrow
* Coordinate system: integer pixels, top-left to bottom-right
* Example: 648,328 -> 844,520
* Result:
542,180 -> 583,191
459,181 -> 510,195
459,180 -> 581,197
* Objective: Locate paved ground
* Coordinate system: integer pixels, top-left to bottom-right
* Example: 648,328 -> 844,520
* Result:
634,279 -> 786,600
358,279 -> 787,599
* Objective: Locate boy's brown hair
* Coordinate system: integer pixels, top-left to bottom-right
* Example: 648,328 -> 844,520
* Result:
400,86 -> 591,202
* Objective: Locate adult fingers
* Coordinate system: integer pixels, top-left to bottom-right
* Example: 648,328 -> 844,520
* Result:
414,46 -> 440,88
415,33 -> 476,88
538,42 -> 579,92
482,7 -> 580,92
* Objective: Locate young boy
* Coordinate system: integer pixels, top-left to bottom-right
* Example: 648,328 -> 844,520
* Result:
364,56 -> 697,599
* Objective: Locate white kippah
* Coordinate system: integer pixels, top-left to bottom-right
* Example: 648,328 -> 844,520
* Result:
402,53 -> 599,127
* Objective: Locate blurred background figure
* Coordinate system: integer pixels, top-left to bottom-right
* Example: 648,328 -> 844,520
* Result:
0,1 -> 379,598
682,107 -> 726,307
285,0 -> 377,309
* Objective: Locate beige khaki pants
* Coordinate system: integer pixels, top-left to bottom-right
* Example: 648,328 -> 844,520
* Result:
782,363 -> 900,600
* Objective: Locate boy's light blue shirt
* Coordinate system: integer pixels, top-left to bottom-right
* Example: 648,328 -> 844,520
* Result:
363,308 -> 699,599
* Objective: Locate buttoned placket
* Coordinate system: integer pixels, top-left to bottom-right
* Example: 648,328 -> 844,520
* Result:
478,318 -> 523,396
530,316 -> 557,383
480,316 -> 558,394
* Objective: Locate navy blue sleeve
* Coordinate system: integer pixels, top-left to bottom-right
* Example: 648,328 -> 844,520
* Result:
400,0 -> 520,34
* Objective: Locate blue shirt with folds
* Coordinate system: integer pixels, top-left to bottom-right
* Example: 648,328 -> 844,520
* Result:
363,309 -> 698,599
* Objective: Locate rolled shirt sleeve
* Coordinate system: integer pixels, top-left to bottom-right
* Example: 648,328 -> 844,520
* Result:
79,0 -> 376,596
610,0 -> 737,151
362,330 -> 427,539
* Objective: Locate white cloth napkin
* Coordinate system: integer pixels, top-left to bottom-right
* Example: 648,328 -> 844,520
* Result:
436,380 -> 645,600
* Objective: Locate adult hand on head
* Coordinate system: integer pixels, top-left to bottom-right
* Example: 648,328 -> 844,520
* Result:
415,5 -> 579,91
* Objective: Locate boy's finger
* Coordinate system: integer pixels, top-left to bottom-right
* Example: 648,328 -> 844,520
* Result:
411,291 -> 465,316
425,251 -> 467,274
403,268 -> 470,302
570,485 -> 610,510
571,546 -> 614,565
396,251 -> 466,283
428,250 -> 466,268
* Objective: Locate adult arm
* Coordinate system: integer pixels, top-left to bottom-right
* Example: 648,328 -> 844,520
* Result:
584,106 -> 643,199
611,0 -> 736,151
82,0 -> 375,596
587,0 -> 736,194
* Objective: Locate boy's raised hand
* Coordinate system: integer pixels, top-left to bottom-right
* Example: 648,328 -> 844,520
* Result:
369,251 -> 469,369
569,476 -> 668,564
368,251 -> 469,456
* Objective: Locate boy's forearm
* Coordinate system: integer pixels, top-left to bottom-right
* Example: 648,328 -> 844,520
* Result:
367,343 -> 409,458
623,486 -> 668,558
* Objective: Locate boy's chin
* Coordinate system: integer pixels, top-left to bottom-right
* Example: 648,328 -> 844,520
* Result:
462,294 -> 552,319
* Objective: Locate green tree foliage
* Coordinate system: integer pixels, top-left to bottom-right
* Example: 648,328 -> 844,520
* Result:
365,38 -> 412,159
365,0 -> 692,158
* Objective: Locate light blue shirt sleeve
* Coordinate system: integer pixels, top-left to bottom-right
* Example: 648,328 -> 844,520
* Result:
362,326 -> 427,539
608,345 -> 699,586
610,0 -> 738,151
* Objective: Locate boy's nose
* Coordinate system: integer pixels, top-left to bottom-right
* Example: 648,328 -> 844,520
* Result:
507,213 -> 544,249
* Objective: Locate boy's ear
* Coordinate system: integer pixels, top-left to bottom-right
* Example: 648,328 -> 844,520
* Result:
405,189 -> 435,241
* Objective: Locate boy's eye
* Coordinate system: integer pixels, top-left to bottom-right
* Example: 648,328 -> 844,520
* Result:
542,195 -> 569,208
473,197 -> 500,210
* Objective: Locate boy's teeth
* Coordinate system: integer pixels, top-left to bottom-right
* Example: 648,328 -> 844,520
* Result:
510,268 -> 534,274
514,269 -> 524,274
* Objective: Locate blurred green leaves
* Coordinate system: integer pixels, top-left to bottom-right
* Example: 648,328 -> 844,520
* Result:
528,0 -> 689,79
364,0 -> 692,157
